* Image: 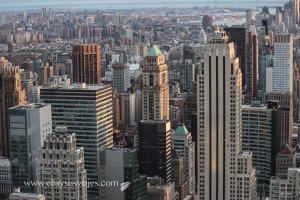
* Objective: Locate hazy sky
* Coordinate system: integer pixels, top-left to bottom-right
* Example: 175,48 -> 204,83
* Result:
0,0 -> 287,9
1,0 -> 287,4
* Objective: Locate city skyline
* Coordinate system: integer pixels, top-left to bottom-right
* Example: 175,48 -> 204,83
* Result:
1,0 -> 300,199
0,0 -> 287,11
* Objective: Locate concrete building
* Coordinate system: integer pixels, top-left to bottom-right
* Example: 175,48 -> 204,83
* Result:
97,148 -> 147,200
112,63 -> 130,93
224,27 -> 247,89
276,144 -> 296,179
40,83 -> 113,199
172,124 -> 195,195
246,23 -> 259,99
0,59 -> 26,158
36,63 -> 54,85
236,152 -> 258,200
36,129 -> 87,200
197,32 -> 258,199
8,104 -> 52,193
246,9 -> 254,30
138,121 -> 172,184
270,168 -> 300,199
172,151 -> 188,200
145,177 -> 179,200
0,158 -> 11,198
112,91 -> 121,128
180,59 -> 195,92
9,190 -> 45,200
242,101 -> 283,196
142,45 -> 169,121
272,34 -> 294,93
118,91 -> 136,127
293,0 -> 300,25
170,106 -> 180,130
265,93 -> 293,148
258,36 -> 273,99
72,44 -> 102,84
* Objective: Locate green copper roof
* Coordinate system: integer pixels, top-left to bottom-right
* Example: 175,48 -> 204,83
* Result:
148,45 -> 163,56
174,124 -> 189,136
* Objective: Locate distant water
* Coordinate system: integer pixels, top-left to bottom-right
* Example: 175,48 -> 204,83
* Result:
0,0 -> 288,12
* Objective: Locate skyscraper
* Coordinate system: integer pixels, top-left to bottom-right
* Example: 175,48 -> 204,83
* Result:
265,93 -> 293,148
224,27 -> 247,89
180,59 -> 195,93
242,101 -> 282,195
272,34 -> 294,93
172,124 -> 195,195
246,9 -> 254,30
197,32 -> 258,199
40,83 -> 113,199
246,23 -> 259,99
118,91 -> 136,127
0,158 -> 11,199
0,58 -> 26,158
138,121 -> 172,184
293,0 -> 300,25
171,151 -> 188,200
112,63 -> 130,93
97,148 -> 147,200
8,104 -> 52,192
202,15 -> 213,31
72,44 -> 102,84
36,129 -> 87,200
142,45 -> 169,121
270,168 -> 300,199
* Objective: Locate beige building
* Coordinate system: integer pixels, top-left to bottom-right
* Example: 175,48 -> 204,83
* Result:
9,189 -> 45,200
197,32 -> 258,200
36,129 -> 87,200
270,168 -> 300,199
142,45 -> 169,121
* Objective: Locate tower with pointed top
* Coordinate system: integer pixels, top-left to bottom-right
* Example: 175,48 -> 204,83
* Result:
142,45 -> 169,121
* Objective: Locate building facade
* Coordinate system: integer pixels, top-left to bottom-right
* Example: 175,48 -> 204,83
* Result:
172,124 -> 195,195
118,91 -> 136,127
112,63 -> 130,93
138,121 -> 172,184
180,59 -> 195,93
272,34 -> 294,93
36,131 -> 87,200
0,59 -> 26,158
224,27 -> 247,89
72,44 -> 102,84
0,158 -> 11,198
242,101 -> 277,196
97,148 -> 147,200
197,32 -> 258,199
40,83 -> 113,199
270,168 -> 300,199
8,104 -> 52,192
141,45 -> 169,121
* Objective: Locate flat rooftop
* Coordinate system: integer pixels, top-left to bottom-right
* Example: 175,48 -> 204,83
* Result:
42,83 -> 110,91
9,103 -> 49,111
